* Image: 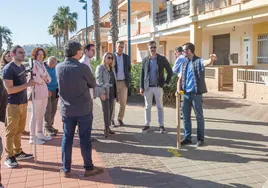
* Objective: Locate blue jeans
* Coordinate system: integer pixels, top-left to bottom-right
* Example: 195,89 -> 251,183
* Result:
182,93 -> 205,141
61,112 -> 94,172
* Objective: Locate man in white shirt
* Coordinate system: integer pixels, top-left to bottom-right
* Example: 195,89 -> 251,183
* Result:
80,44 -> 95,100
80,44 -> 96,141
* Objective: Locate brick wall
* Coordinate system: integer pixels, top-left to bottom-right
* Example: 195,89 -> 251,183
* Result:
205,67 -> 221,91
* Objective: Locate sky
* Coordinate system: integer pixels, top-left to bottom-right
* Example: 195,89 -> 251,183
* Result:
0,0 -> 110,47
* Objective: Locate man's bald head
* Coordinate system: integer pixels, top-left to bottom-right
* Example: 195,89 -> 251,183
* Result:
47,56 -> 57,68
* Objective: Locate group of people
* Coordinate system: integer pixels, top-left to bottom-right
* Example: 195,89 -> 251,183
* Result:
0,39 -> 216,183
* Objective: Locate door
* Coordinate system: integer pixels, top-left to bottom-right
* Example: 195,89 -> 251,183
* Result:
213,34 -> 230,65
243,38 -> 251,65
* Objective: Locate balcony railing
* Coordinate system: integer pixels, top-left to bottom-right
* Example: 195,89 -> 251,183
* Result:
237,69 -> 268,85
139,19 -> 152,34
173,0 -> 190,20
156,9 -> 167,25
90,27 -> 110,41
118,24 -> 139,38
118,25 -> 128,37
196,0 -> 251,13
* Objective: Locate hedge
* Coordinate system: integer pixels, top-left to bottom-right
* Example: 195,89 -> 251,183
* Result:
91,60 -> 178,104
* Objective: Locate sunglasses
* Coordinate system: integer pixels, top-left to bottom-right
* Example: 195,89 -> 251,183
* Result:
150,46 -> 157,49
107,56 -> 113,60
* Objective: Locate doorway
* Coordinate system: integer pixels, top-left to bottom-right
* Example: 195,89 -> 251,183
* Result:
213,34 -> 230,65
243,38 -> 251,65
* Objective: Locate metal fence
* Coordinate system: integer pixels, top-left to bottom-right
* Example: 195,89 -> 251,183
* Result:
173,0 -> 190,20
237,69 -> 268,85
257,33 -> 268,64
205,67 -> 216,79
155,9 -> 167,25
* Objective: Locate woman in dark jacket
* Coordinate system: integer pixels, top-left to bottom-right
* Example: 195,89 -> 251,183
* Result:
95,52 -> 117,137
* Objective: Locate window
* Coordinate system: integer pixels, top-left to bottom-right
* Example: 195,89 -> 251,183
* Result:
257,33 -> 268,64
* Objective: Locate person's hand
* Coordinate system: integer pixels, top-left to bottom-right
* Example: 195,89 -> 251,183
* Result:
140,89 -> 144,96
27,79 -> 35,87
100,94 -> 106,101
210,54 -> 217,62
48,91 -> 52,97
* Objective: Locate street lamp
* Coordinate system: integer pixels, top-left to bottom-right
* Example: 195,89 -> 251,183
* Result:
79,0 -> 88,44
127,0 -> 131,60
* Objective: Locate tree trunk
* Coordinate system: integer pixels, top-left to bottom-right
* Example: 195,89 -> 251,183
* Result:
0,34 -> 2,52
55,36 -> 59,52
92,0 -> 101,60
110,0 -> 119,53
65,27 -> 69,43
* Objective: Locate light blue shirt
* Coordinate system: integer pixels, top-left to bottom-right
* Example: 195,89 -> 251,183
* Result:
172,54 -> 187,76
182,58 -> 204,93
149,56 -> 158,86
115,54 -> 125,80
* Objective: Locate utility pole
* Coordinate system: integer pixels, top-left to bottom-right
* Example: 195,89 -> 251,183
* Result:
127,0 -> 131,57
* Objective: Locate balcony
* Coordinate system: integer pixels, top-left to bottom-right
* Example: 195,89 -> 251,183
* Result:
118,23 -> 141,38
139,19 -> 152,34
173,1 -> 190,20
90,27 -> 110,42
196,0 -> 251,14
155,9 -> 167,25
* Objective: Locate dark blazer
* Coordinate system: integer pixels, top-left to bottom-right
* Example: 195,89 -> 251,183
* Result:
140,53 -> 173,91
114,53 -> 131,88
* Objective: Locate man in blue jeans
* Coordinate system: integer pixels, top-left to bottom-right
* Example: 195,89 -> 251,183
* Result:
56,41 -> 104,177
180,43 -> 217,147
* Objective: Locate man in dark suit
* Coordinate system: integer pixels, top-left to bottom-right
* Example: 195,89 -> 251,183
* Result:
140,40 -> 173,134
111,40 -> 131,126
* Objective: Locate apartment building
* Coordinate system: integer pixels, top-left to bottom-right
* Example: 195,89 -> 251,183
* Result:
70,26 -> 94,46
70,12 -> 111,57
104,0 -> 268,101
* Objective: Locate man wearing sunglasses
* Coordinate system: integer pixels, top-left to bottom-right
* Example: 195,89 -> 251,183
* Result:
2,45 -> 35,168
140,40 -> 173,134
179,42 -> 217,147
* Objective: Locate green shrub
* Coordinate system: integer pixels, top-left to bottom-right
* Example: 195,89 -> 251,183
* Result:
130,63 -> 142,94
91,59 -> 102,73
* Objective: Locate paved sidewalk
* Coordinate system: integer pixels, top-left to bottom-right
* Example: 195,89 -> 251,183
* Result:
93,92 -> 268,188
0,104 -> 115,188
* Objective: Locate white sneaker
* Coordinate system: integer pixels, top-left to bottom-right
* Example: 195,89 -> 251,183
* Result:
29,137 -> 45,145
37,133 -> 52,141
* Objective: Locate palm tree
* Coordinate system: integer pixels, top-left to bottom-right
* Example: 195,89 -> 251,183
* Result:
48,15 -> 64,52
92,0 -> 101,60
56,6 -> 78,45
109,0 -> 119,52
6,38 -> 13,50
0,26 -> 12,52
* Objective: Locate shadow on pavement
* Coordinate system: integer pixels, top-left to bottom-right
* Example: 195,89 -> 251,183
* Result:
106,166 -> 252,188
204,117 -> 268,126
94,124 -> 268,164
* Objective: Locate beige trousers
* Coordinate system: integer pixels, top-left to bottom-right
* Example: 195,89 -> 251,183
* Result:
5,104 -> 27,157
112,81 -> 128,121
